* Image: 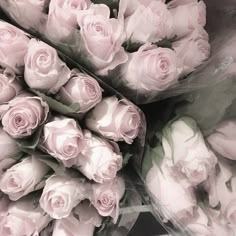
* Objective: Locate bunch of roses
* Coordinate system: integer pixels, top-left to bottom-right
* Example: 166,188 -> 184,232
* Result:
0,0 -> 210,101
0,21 -> 144,236
145,116 -> 236,235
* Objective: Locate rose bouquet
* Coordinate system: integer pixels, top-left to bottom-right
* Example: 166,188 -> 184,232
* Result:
0,20 -> 146,236
0,0 -> 211,104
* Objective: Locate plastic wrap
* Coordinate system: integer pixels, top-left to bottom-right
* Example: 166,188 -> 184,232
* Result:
0,0 -> 217,104
0,20 -> 147,236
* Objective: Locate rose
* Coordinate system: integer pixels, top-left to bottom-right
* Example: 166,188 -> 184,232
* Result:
173,27 -> 210,75
0,94 -> 49,139
121,43 -> 181,94
121,1 -> 173,43
46,0 -> 91,40
207,120 -> 236,161
39,175 -> 86,219
162,117 -> 217,186
57,71 -> 103,113
0,68 -> 22,105
86,97 -> 141,144
90,176 -> 125,223
0,195 -> 51,236
52,200 -> 102,236
76,130 -> 123,183
146,162 -> 197,224
0,156 -> 50,201
0,21 -> 29,74
24,39 -> 71,94
0,128 -> 22,175
40,117 -> 85,167
77,4 -> 128,75
168,0 -> 206,38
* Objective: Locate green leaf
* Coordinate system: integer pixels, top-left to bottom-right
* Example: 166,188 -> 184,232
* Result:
122,37 -> 144,53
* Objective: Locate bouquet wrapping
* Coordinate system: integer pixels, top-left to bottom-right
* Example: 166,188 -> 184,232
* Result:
0,20 -> 147,236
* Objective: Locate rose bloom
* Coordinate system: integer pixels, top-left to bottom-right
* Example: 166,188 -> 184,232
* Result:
47,0 -> 91,40
146,161 -> 197,224
0,21 -> 29,74
40,117 -> 85,167
77,4 -> 128,75
168,0 -> 206,38
0,195 -> 50,236
207,120 -> 236,161
39,175 -> 86,219
90,176 -> 125,223
0,128 -> 22,175
121,43 -> 181,94
76,130 -> 123,183
0,94 -> 49,139
57,70 -> 103,113
0,68 -> 22,105
24,39 -> 71,94
52,200 -> 102,236
86,97 -> 141,144
162,117 -> 217,186
121,1 -> 173,43
0,156 -> 50,201
173,27 -> 210,76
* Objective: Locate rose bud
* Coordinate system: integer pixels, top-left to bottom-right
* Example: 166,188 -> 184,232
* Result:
86,97 -> 141,144
52,200 -> 102,236
168,0 -> 206,38
0,156 -> 50,201
24,39 -> 71,94
0,195 -> 51,236
207,120 -> 236,161
39,117 -> 85,168
57,71 -> 103,113
0,94 -> 49,139
162,117 -> 217,186
121,1 -> 173,43
77,4 -> 128,75
46,0 -> 91,41
90,176 -> 125,223
0,21 -> 29,74
146,162 -> 197,224
0,68 -> 22,105
0,128 -> 22,175
121,43 -> 181,96
76,130 -> 123,184
39,175 -> 86,219
173,27 -> 210,76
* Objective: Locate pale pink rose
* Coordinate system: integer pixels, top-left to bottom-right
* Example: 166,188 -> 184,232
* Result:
121,43 -> 181,94
0,68 -> 22,105
77,4 -> 128,75
24,39 -> 71,94
168,0 -> 206,38
76,130 -> 123,183
40,117 -> 85,167
146,162 -> 197,224
52,200 -> 102,236
39,175 -> 86,219
47,0 -> 91,40
173,27 -> 210,75
0,195 -> 51,236
86,97 -> 141,144
162,117 -> 217,186
57,71 -> 103,113
0,156 -> 50,201
123,1 -> 173,43
90,176 -> 125,223
0,21 -> 29,74
0,94 -> 49,139
207,120 -> 236,161
0,128 -> 22,175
